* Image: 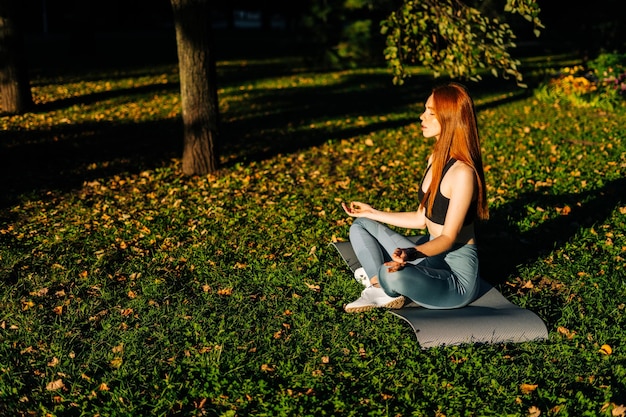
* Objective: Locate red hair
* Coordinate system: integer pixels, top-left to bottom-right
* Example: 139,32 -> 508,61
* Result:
422,83 -> 489,220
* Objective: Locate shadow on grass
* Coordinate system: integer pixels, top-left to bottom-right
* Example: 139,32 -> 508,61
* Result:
478,176 -> 626,283
219,71 -> 433,165
0,68 -> 432,209
34,82 -> 181,113
0,118 -> 183,206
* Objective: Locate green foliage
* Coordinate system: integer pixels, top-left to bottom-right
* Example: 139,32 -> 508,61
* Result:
535,53 -> 626,110
381,0 -> 543,86
1,46 -> 626,416
299,0 -> 389,68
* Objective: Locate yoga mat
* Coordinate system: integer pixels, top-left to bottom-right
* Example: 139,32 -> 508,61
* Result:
332,240 -> 549,348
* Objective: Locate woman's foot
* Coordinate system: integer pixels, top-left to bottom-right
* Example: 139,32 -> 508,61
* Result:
344,286 -> 405,313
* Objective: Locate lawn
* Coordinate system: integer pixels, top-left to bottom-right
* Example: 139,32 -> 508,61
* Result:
1,31 -> 625,416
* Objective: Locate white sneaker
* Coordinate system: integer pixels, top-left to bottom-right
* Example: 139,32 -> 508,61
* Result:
353,267 -> 370,287
344,285 -> 405,313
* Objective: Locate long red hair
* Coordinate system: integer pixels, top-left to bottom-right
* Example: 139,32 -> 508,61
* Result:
422,83 -> 489,220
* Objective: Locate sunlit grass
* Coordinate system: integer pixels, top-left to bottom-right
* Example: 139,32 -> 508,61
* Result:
1,47 -> 625,416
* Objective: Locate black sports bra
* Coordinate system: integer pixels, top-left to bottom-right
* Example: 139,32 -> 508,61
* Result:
417,158 -> 476,226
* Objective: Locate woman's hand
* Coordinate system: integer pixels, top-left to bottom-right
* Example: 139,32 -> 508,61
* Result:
392,247 -> 420,263
385,247 -> 422,273
384,260 -> 406,273
342,201 -> 374,217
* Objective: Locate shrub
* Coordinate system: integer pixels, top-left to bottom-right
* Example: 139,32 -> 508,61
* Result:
535,52 -> 626,110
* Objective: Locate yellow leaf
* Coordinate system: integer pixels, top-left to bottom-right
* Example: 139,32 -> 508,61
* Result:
520,383 -> 538,394
527,405 -> 541,417
603,403 -> 626,417
557,326 -> 576,339
217,287 -> 233,296
611,403 -> 626,417
21,300 -> 35,311
110,357 -> 123,368
557,205 -> 571,215
260,364 -> 275,372
46,379 -> 65,391
31,288 -> 49,297
599,344 -> 612,355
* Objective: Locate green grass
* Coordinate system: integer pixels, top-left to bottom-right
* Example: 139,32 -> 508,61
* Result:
1,32 -> 625,416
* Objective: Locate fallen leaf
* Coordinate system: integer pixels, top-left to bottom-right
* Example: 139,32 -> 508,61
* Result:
520,383 -> 538,394
31,288 -> 49,297
260,364 -> 275,372
527,405 -> 541,417
612,403 -> 626,417
46,379 -> 65,391
110,357 -> 123,368
557,205 -> 571,215
217,287 -> 233,296
21,300 -> 35,311
599,344 -> 612,355
557,326 -> 576,339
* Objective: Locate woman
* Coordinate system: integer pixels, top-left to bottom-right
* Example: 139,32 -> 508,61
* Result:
341,82 -> 489,313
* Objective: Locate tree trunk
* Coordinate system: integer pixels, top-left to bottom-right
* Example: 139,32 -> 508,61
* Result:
0,0 -> 33,115
171,0 -> 220,176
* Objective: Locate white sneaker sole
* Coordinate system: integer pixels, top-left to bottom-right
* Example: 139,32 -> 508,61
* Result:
344,295 -> 405,313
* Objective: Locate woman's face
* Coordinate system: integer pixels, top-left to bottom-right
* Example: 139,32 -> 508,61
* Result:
420,95 -> 441,140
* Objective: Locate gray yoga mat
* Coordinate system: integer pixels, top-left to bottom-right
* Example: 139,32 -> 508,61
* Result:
332,240 -> 549,348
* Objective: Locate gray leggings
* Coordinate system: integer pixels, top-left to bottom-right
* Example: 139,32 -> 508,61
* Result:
349,218 -> 480,309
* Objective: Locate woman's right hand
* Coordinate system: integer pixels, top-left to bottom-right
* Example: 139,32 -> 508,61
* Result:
342,201 -> 374,217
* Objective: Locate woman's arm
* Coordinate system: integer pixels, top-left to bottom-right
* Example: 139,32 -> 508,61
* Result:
342,201 -> 427,230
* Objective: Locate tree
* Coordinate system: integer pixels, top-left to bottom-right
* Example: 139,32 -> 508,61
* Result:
171,0 -> 219,175
380,0 -> 544,86
0,0 -> 33,115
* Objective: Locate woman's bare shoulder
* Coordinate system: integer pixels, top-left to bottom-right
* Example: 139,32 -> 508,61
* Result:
450,160 -> 474,176
445,160 -> 476,190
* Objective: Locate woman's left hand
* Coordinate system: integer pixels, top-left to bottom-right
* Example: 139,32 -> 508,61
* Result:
392,247 -> 420,263
384,260 -> 406,273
